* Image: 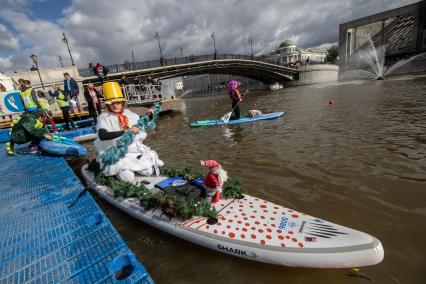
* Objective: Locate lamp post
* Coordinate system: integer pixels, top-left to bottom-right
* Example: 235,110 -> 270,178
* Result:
180,47 -> 183,62
154,32 -> 164,66
62,32 -> 75,66
58,55 -> 64,67
30,54 -> 45,89
131,49 -> 136,69
211,32 -> 217,59
249,37 -> 254,60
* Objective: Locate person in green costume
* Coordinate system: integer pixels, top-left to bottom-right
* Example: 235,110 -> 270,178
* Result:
6,110 -> 52,155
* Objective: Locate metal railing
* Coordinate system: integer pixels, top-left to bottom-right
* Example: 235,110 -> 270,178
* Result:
78,54 -> 254,77
121,84 -> 162,102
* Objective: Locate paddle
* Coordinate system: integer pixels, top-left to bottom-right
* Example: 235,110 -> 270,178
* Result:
221,90 -> 249,123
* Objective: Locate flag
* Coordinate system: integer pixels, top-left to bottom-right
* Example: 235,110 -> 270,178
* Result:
211,32 -> 214,38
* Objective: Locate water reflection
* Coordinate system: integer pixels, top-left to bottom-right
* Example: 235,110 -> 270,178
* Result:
222,126 -> 244,146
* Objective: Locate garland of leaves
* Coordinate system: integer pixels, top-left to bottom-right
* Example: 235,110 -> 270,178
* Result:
88,160 -> 217,220
87,162 -> 247,221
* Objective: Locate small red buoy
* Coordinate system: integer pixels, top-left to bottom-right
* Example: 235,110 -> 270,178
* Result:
328,99 -> 335,105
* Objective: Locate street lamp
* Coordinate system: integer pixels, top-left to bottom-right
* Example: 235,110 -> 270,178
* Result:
131,49 -> 135,69
58,55 -> 64,68
211,32 -> 217,60
180,47 -> 183,62
154,32 -> 164,66
62,32 -> 75,66
249,37 -> 254,60
29,54 -> 45,89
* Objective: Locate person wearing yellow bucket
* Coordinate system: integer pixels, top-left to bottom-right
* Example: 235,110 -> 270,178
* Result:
94,81 -> 164,182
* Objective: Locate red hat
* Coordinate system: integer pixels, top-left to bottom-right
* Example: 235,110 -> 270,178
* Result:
200,160 -> 220,168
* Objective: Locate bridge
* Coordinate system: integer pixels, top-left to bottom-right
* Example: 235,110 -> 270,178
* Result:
79,54 -> 299,84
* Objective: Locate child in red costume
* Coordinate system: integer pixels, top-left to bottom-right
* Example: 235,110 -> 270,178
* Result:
201,160 -> 228,203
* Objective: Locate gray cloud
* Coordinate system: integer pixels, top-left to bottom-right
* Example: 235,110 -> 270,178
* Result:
0,23 -> 20,51
0,0 -> 418,72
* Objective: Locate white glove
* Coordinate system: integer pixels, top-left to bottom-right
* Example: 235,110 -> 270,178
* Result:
215,187 -> 223,193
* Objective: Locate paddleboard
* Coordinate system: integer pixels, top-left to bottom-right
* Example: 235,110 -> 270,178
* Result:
0,126 -> 96,143
190,112 -> 285,127
39,137 -> 87,157
81,165 -> 384,268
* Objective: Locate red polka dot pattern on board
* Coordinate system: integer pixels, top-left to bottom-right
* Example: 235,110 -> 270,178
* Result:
185,196 -> 306,249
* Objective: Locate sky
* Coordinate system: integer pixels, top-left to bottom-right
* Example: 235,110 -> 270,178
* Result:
0,0 -> 419,73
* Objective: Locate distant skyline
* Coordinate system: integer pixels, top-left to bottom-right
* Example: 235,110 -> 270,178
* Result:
0,0 -> 419,72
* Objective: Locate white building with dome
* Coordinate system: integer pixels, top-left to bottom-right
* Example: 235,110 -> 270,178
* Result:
260,39 -> 327,66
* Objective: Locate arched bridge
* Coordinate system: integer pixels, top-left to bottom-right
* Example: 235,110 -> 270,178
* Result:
79,54 -> 299,84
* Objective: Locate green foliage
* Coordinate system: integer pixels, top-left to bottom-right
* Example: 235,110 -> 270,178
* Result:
99,175 -> 147,199
194,200 -> 218,219
223,177 -> 247,199
93,165 -> 246,220
97,174 -> 217,221
326,45 -> 339,64
160,166 -> 203,181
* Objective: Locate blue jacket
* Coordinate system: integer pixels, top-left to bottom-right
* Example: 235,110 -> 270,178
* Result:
63,77 -> 79,97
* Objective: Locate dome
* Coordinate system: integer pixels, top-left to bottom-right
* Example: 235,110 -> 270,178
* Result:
279,39 -> 296,48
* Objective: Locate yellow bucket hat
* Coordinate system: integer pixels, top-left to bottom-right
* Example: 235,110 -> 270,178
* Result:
102,82 -> 126,104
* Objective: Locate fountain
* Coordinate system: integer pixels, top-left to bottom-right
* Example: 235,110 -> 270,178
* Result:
340,35 -> 425,81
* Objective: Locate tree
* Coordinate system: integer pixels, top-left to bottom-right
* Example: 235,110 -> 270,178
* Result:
326,45 -> 339,64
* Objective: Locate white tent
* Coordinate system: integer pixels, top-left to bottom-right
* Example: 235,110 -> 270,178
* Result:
0,72 -> 15,92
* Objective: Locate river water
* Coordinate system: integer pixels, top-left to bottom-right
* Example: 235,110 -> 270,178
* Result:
71,74 -> 426,284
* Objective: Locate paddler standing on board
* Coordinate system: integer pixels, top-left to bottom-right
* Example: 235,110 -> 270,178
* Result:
228,80 -> 242,120
94,82 -> 164,182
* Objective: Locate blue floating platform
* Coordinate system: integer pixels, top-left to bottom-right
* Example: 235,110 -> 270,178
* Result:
0,145 -> 154,283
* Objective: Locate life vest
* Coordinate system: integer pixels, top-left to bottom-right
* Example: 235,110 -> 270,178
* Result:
21,88 -> 38,111
56,91 -> 70,108
35,118 -> 43,129
39,97 -> 50,111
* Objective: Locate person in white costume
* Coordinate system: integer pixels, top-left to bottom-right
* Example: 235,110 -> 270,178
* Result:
94,82 -> 164,182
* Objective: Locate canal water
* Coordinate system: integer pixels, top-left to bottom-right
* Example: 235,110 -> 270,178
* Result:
71,74 -> 426,284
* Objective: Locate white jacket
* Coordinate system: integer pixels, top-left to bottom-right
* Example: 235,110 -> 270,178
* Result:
94,109 -> 164,177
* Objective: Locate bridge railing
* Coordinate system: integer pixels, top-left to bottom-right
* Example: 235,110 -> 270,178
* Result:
78,54 -> 255,77
122,84 -> 162,102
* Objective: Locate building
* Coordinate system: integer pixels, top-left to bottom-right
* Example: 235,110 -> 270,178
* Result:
259,39 -> 327,66
339,0 -> 426,73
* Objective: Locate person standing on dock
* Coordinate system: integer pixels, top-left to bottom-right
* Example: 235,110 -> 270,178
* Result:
63,72 -> 81,113
49,85 -> 76,131
84,83 -> 103,124
18,79 -> 42,112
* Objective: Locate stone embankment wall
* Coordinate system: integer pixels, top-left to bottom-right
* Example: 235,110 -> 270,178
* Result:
287,64 -> 339,86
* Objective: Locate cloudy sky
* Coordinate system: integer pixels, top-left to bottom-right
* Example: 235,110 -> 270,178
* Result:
0,0 -> 418,72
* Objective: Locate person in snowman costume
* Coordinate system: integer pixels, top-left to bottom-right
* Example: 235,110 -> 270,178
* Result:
94,82 -> 164,182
